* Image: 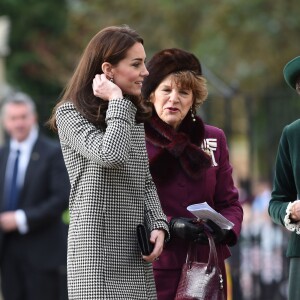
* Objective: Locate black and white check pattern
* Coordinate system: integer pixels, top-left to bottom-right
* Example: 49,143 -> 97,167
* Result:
56,99 -> 169,300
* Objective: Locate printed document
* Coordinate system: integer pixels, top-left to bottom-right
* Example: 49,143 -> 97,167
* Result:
187,202 -> 234,230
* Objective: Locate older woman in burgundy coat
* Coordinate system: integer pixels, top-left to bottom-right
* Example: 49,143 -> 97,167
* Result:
142,48 -> 243,300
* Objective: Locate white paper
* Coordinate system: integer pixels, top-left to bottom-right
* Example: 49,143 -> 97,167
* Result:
187,202 -> 234,230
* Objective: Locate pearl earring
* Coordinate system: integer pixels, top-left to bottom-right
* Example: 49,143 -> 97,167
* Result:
190,107 -> 196,122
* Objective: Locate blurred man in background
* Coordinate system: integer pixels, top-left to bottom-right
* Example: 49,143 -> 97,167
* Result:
0,92 -> 70,300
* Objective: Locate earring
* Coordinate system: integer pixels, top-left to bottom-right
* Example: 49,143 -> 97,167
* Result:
110,77 -> 114,82
190,107 -> 196,122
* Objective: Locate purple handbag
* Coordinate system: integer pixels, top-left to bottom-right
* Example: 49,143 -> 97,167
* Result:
175,231 -> 225,300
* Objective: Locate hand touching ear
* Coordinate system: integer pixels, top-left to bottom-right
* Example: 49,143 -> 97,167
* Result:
92,74 -> 122,101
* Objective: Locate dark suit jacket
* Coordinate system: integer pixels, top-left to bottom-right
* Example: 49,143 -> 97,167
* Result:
0,134 -> 70,270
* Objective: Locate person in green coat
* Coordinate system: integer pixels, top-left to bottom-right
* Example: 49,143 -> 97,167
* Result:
268,55 -> 300,300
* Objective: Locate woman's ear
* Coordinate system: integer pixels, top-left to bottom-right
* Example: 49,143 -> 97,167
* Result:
101,62 -> 113,79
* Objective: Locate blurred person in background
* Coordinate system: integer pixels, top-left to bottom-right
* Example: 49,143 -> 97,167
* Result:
48,25 -> 169,300
269,55 -> 300,300
227,180 -> 251,300
141,48 -> 243,300
0,92 -> 70,300
251,180 -> 286,300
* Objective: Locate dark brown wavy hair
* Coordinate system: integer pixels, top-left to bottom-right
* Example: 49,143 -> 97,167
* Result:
48,25 -> 152,131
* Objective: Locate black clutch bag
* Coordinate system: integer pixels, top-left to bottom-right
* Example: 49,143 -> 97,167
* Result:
136,224 -> 154,255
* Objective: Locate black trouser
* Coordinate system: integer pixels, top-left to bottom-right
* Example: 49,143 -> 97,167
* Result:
0,236 -> 65,300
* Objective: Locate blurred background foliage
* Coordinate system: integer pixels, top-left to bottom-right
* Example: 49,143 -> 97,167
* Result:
1,0 -> 300,187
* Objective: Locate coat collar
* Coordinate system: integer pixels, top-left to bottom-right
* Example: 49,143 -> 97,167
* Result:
145,113 -> 211,180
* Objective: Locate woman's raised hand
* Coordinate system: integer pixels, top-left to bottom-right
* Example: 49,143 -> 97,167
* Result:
92,74 -> 123,101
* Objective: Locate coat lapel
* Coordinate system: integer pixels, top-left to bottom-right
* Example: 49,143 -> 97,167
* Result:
19,138 -> 42,205
0,146 -> 10,211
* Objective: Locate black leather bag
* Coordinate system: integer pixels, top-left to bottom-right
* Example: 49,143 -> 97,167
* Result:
175,231 -> 225,300
136,224 -> 154,255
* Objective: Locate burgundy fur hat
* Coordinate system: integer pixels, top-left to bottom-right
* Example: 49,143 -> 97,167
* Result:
142,48 -> 202,99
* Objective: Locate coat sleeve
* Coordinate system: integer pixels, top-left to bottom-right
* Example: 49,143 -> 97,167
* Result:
268,125 -> 297,227
56,100 -> 136,168
144,159 -> 170,241
213,130 -> 243,246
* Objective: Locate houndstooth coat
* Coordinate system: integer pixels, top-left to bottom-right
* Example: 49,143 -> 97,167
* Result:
56,99 -> 169,300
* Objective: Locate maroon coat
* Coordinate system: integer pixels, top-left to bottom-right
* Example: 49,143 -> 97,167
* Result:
145,115 -> 243,300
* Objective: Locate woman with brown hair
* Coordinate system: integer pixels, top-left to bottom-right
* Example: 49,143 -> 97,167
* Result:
48,25 -> 169,300
142,48 -> 243,299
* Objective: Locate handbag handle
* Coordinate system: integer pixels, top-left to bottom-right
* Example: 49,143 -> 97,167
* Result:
185,229 -> 225,291
186,230 -> 219,274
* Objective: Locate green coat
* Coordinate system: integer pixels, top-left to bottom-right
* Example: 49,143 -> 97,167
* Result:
268,119 -> 300,257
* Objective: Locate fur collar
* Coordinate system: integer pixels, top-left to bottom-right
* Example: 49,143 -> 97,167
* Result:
145,114 -> 211,180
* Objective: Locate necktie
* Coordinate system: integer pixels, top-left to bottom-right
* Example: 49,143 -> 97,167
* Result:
6,149 -> 21,211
